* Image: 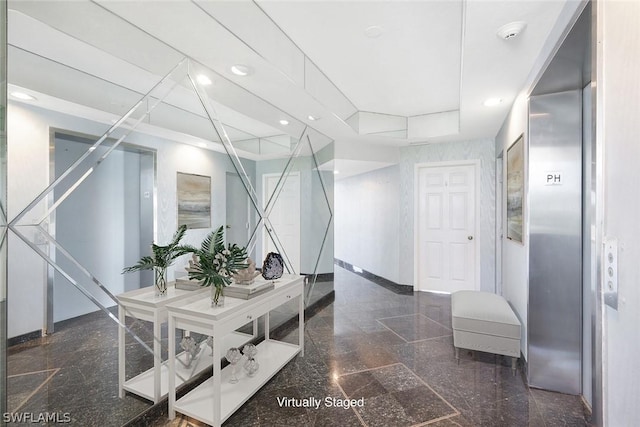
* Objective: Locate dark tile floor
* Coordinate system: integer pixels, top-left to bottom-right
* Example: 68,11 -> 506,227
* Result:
160,267 -> 592,427
6,267 -> 590,426
5,279 -> 332,426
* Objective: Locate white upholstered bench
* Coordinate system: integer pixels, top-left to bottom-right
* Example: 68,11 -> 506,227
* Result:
451,290 -> 521,374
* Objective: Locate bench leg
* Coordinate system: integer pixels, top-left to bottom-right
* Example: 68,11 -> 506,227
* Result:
455,347 -> 460,364
511,357 -> 517,376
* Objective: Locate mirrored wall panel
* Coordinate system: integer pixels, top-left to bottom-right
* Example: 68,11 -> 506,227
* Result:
6,23 -> 334,426
1,0 -> 8,418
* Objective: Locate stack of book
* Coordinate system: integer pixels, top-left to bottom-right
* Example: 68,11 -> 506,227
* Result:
175,276 -> 203,291
224,280 -> 275,300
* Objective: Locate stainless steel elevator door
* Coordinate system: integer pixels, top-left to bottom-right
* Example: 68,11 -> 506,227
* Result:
528,90 -> 582,394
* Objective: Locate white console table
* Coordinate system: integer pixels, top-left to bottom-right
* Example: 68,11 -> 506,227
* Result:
167,274 -> 305,426
117,283 -> 254,403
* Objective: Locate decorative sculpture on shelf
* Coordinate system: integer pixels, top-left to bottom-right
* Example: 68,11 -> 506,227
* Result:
262,252 -> 284,280
180,336 -> 199,368
206,336 -> 214,355
242,343 -> 257,358
244,357 -> 259,377
232,258 -> 261,285
225,347 -> 242,384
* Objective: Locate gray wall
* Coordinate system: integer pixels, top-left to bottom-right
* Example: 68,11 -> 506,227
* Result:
334,165 -> 400,283
54,136 -> 146,321
495,93 -> 530,358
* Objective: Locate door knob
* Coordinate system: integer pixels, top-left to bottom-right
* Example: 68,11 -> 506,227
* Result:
468,236 -> 473,240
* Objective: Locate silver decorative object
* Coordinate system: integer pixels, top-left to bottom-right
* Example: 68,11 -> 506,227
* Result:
244,357 -> 259,377
225,347 -> 242,384
206,336 -> 214,355
180,336 -> 199,367
242,343 -> 257,358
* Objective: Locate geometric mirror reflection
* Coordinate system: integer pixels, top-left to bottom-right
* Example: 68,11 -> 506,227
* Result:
7,53 -> 334,425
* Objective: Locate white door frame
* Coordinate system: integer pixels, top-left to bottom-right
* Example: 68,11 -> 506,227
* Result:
413,160 -> 481,292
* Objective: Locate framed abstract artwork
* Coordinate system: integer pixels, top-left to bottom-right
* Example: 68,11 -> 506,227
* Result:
177,172 -> 211,229
506,135 -> 524,243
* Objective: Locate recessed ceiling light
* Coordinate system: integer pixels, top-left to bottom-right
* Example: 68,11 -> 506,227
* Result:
333,170 -> 340,175
307,115 -> 320,121
364,25 -> 384,38
279,119 -> 290,126
11,91 -> 36,101
196,74 -> 212,86
496,21 -> 527,40
231,64 -> 252,76
483,98 -> 502,107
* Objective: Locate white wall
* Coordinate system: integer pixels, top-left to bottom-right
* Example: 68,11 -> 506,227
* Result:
7,102 -> 252,337
495,92 -> 529,359
399,139 -> 496,290
598,1 -> 640,424
334,165 -> 401,283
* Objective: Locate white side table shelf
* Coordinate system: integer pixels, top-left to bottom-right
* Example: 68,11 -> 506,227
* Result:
117,283 -> 248,403
167,274 -> 305,427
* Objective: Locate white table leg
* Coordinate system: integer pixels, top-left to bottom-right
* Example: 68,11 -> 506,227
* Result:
118,305 -> 125,398
212,326 -> 221,427
168,314 -> 176,420
153,310 -> 161,403
264,312 -> 270,341
299,294 -> 304,356
252,318 -> 258,338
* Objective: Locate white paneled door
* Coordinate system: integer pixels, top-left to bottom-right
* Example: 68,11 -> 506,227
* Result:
416,163 -> 478,293
263,173 -> 301,273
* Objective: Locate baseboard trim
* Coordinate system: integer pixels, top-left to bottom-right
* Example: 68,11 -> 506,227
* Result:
8,330 -> 42,347
334,259 -> 414,295
302,272 -> 334,283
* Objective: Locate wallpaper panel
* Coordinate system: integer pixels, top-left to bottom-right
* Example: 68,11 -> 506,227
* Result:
399,139 -> 496,291
334,165 -> 400,283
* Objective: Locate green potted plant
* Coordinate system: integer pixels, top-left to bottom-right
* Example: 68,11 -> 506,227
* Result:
123,225 -> 193,296
188,225 -> 248,307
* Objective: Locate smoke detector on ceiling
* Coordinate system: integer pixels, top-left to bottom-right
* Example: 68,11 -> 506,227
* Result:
496,21 -> 527,40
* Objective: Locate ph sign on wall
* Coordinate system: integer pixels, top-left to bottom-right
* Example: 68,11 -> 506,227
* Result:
544,171 -> 563,185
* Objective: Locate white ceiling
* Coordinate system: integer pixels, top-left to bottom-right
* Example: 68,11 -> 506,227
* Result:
7,0 -> 578,162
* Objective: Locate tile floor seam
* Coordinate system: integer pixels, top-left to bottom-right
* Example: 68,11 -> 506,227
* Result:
7,367 -> 59,378
529,389 -> 550,427
12,368 -> 61,413
403,334 -> 454,345
376,312 -> 453,332
398,362 -> 460,417
334,375 -> 368,427
374,319 -> 411,344
337,361 -> 461,427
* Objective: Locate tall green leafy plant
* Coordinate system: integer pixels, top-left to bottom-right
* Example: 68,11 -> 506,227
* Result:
123,225 -> 194,295
187,225 -> 248,288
